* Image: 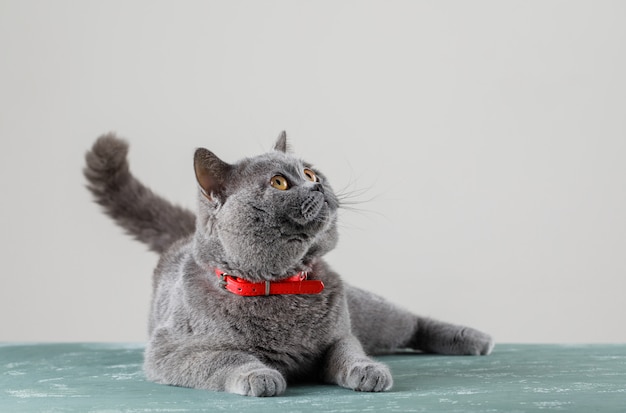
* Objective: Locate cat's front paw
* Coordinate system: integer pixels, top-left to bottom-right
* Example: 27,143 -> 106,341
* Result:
343,361 -> 393,392
455,328 -> 495,355
231,368 -> 286,397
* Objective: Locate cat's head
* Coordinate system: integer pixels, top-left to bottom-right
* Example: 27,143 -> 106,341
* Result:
192,132 -> 339,281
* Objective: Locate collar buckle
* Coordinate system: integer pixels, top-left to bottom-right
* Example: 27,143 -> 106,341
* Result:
218,272 -> 228,290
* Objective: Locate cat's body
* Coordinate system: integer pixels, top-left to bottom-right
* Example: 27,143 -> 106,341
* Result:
84,132 -> 493,397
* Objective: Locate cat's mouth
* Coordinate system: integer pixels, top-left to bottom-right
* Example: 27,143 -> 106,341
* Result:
300,193 -> 325,222
288,193 -> 333,228
286,233 -> 310,244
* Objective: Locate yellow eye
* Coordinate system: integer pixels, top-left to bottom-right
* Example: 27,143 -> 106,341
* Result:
270,175 -> 289,190
303,168 -> 318,182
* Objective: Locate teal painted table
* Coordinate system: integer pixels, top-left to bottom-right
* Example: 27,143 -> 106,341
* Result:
1,343 -> 625,412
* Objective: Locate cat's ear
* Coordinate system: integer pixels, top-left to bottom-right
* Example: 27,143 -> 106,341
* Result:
194,148 -> 231,201
274,131 -> 288,153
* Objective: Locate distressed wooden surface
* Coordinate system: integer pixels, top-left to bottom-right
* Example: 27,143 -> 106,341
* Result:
1,343 -> 625,412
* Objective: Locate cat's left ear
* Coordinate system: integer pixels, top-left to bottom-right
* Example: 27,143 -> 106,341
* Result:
274,131 -> 288,153
194,148 -> 232,201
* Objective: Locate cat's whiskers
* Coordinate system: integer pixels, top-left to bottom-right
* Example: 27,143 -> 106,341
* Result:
336,183 -> 386,219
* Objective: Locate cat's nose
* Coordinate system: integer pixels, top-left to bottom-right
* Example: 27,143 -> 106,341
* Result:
310,183 -> 324,193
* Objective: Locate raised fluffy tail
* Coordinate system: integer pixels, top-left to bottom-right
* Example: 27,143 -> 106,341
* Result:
84,133 -> 196,254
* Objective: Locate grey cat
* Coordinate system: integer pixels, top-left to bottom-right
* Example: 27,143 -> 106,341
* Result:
84,132 -> 494,397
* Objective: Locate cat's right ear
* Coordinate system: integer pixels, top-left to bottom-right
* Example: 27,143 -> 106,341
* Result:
194,148 -> 231,201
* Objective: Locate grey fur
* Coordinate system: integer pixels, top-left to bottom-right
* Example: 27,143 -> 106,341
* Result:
84,132 -> 494,397
84,134 -> 195,253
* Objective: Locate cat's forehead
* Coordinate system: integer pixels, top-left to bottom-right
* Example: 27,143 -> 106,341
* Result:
238,152 -> 310,176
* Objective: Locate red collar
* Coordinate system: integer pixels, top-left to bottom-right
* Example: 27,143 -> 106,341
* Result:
215,269 -> 324,296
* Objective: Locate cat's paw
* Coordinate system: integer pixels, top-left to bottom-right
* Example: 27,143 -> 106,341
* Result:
343,361 -> 393,392
454,327 -> 495,355
232,368 -> 287,397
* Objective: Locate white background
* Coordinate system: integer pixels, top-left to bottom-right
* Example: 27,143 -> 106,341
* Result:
1,1 -> 625,343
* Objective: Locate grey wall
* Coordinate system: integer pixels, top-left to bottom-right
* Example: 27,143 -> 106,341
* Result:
1,0 -> 625,343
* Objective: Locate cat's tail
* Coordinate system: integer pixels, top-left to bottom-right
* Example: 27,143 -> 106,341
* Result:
84,133 -> 196,254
